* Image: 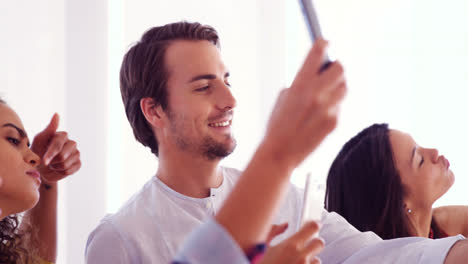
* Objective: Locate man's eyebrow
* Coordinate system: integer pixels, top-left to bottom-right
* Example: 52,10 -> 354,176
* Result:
189,72 -> 230,83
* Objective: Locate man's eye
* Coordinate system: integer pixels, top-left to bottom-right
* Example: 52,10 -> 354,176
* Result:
195,86 -> 209,92
7,137 -> 20,146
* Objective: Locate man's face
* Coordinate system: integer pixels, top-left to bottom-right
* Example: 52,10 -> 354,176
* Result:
161,40 -> 237,160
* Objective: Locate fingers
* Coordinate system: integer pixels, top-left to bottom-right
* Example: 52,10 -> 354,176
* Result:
290,40 -> 328,92
49,149 -> 80,171
42,131 -> 69,165
266,223 -> 289,244
35,113 -> 60,143
296,256 -> 322,264
56,160 -> 81,177
319,60 -> 345,94
293,58 -> 346,120
302,39 -> 329,77
312,61 -> 346,106
259,221 -> 323,264
45,138 -> 81,179
49,140 -> 78,164
292,222 -> 324,264
320,60 -> 345,86
43,160 -> 81,182
310,257 -> 322,264
45,113 -> 60,135
289,221 -> 321,246
64,160 -> 81,176
303,61 -> 346,137
296,238 -> 325,264
323,81 -> 347,111
291,224 -> 324,264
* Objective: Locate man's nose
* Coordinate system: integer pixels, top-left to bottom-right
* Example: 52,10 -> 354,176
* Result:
216,83 -> 237,111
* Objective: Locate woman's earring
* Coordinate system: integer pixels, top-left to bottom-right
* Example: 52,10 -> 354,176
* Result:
407,208 -> 412,214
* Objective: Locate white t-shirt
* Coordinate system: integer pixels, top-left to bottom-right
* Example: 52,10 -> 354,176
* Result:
86,167 -> 464,264
85,167 -> 303,264
175,217 -> 464,264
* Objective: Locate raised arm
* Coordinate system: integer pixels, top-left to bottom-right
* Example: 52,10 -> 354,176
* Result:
216,39 -> 346,252
22,114 -> 81,262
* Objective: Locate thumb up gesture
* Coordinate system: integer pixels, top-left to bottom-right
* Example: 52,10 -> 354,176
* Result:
31,114 -> 81,183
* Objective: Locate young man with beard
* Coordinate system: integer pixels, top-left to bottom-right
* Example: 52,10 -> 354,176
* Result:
86,21 -> 466,264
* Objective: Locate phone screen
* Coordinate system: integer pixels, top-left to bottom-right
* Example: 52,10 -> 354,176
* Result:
300,173 -> 325,230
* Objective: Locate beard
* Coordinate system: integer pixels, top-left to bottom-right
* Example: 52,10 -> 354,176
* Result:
167,110 -> 236,160
199,134 -> 236,160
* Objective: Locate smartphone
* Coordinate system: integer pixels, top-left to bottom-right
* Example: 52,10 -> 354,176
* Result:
300,173 -> 325,236
298,0 -> 332,71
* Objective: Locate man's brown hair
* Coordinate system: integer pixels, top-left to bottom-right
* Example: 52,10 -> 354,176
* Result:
120,21 -> 219,156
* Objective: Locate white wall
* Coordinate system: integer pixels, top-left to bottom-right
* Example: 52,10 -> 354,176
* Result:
64,0 -> 109,263
1,1 -> 68,263
286,0 -> 468,208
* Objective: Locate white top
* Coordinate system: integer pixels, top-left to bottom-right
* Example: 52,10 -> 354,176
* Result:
86,167 -> 465,264
85,167 -> 303,264
175,217 -> 464,264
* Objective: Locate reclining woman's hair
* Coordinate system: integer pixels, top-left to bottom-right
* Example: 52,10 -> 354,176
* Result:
325,123 -> 413,239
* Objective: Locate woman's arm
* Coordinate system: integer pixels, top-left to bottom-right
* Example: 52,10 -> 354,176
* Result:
22,114 -> 81,262
22,182 -> 58,262
433,205 -> 468,237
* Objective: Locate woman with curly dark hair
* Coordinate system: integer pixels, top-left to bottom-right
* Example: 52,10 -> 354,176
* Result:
325,123 -> 468,240
0,98 -> 81,263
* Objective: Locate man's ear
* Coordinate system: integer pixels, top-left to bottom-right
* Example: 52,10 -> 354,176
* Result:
140,98 -> 166,128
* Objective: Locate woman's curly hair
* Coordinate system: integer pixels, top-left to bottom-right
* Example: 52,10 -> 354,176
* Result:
0,215 -> 40,264
0,215 -> 36,264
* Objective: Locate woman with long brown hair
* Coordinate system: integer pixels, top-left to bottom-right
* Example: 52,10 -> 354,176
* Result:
326,123 -> 467,240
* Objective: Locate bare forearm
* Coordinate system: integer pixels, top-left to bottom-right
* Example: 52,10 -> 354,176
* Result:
434,206 -> 468,236
215,141 -> 293,251
215,40 -> 343,254
23,182 -> 58,262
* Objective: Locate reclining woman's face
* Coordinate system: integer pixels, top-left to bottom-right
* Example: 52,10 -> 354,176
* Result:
0,103 -> 41,218
389,129 -> 454,207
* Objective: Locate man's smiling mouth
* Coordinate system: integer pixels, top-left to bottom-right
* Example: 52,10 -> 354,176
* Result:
208,120 -> 231,127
